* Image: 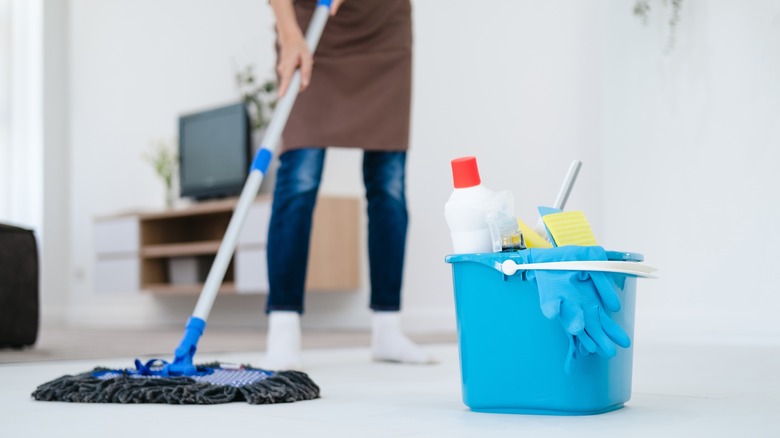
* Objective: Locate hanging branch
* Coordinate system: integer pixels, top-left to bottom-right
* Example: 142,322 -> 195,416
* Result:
633,0 -> 683,52
235,65 -> 278,132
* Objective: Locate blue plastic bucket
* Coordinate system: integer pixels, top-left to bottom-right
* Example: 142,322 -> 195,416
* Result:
445,250 -> 642,415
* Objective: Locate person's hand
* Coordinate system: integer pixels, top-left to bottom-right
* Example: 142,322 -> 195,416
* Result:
273,0 -> 346,98
330,0 -> 347,16
276,29 -> 313,98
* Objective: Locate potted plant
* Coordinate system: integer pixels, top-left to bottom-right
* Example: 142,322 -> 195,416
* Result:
235,64 -> 277,132
144,138 -> 178,208
235,64 -> 279,193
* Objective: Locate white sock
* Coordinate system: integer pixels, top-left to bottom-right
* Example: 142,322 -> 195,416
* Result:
371,311 -> 434,364
264,311 -> 302,370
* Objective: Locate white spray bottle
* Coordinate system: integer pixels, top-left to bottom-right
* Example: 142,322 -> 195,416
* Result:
444,156 -> 495,254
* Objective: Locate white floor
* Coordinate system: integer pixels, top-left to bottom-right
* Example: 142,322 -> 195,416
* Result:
2,340 -> 779,437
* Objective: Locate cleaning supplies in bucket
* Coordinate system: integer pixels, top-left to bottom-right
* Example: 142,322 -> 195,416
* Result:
443,156 -> 657,414
445,250 -> 649,415
444,156 -> 572,253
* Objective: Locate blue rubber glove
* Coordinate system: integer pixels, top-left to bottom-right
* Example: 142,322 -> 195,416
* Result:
526,247 -> 631,369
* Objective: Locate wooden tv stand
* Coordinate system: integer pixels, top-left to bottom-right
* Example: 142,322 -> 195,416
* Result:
93,195 -> 360,295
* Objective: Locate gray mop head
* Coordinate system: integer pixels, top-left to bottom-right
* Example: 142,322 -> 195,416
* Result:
31,362 -> 319,404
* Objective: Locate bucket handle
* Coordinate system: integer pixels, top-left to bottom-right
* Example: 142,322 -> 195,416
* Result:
498,260 -> 658,278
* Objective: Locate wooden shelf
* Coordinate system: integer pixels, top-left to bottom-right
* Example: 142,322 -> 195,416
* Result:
141,241 -> 222,258
94,195 -> 360,295
142,282 -> 237,295
138,196 -> 269,220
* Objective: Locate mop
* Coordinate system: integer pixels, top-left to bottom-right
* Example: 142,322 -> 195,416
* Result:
32,0 -> 333,405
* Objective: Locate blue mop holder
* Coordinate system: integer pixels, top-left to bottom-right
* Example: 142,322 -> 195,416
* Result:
165,316 -> 206,376
445,250 -> 642,415
251,147 -> 273,174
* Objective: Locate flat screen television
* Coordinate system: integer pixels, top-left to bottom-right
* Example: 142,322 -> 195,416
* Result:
179,102 -> 251,200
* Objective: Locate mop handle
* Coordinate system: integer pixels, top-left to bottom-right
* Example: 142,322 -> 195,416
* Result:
534,160 -> 582,239
553,160 -> 582,210
192,0 -> 332,321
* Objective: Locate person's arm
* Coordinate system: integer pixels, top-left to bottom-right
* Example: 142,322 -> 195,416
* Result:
269,0 -> 347,97
329,0 -> 346,16
269,0 -> 312,97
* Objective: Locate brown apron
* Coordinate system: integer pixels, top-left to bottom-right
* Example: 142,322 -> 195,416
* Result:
279,0 -> 413,154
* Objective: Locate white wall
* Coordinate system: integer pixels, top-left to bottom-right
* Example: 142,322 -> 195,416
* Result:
4,0 -> 43,231
41,0 -> 70,325
0,0 -> 10,214
67,0 -> 283,328
54,0 -> 780,344
601,0 -> 780,343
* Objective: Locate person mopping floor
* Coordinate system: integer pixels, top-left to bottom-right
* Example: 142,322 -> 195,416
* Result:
262,0 -> 433,370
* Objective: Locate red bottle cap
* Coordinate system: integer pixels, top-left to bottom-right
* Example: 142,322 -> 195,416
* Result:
451,156 -> 481,188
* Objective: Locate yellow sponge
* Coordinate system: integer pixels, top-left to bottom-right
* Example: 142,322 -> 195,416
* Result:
516,218 -> 552,248
541,211 -> 598,246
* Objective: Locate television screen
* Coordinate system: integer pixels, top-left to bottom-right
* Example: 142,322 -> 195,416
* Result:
179,102 -> 251,200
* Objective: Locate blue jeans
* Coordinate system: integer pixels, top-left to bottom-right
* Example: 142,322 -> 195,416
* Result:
265,148 -> 408,314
